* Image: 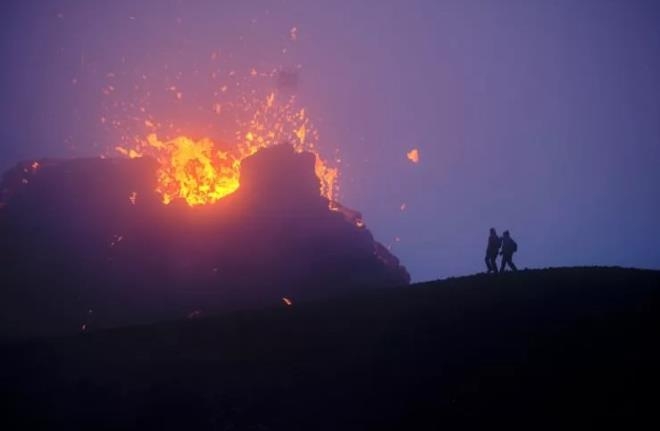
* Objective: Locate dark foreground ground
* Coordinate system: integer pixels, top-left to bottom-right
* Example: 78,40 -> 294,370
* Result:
2,267 -> 660,429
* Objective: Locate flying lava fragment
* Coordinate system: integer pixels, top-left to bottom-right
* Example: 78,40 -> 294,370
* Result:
406,148 -> 420,164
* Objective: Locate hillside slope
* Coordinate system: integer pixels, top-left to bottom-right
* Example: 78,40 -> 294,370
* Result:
2,267 -> 660,429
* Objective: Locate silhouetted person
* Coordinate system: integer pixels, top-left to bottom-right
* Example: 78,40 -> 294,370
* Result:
485,228 -> 501,273
500,230 -> 518,272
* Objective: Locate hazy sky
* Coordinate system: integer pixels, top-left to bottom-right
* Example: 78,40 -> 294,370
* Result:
1,0 -> 659,281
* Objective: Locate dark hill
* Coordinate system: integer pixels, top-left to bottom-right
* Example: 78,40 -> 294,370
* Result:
2,267 -> 660,429
0,146 -> 409,337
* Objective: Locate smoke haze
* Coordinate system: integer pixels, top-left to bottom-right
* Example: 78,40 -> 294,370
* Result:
1,0 -> 659,280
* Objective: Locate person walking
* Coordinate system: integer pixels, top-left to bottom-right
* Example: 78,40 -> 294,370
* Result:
499,230 -> 518,272
485,228 -> 501,273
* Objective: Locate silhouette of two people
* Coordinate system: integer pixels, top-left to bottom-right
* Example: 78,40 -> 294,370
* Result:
485,228 -> 518,273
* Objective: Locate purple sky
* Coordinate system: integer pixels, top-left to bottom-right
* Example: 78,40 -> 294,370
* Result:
1,0 -> 659,281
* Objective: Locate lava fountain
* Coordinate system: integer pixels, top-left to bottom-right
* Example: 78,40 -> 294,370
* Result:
115,92 -> 338,207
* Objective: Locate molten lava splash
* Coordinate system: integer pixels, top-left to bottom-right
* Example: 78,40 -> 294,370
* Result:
146,134 -> 241,206
314,154 -> 338,202
115,92 -> 338,207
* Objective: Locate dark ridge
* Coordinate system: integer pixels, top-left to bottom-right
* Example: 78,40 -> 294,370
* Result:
0,146 -> 409,337
1,267 -> 659,429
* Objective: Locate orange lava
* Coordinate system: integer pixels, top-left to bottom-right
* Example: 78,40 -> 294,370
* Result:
115,92 -> 338,207
406,148 -> 420,164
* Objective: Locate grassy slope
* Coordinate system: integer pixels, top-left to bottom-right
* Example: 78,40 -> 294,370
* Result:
2,267 -> 660,429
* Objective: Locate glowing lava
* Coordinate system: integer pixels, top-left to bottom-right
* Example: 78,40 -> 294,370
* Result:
406,148 -> 420,164
115,92 -> 338,207
145,134 -> 241,206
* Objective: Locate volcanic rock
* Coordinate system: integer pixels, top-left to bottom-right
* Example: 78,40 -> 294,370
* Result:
0,145 -> 409,336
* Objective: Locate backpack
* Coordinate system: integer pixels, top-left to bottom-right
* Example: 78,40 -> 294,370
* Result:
512,239 -> 518,253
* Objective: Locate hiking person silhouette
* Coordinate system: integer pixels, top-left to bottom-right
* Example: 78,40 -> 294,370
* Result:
499,230 -> 518,272
485,228 -> 501,273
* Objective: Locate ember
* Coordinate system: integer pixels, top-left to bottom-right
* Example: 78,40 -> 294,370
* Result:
110,235 -> 124,247
406,148 -> 420,164
187,310 -> 204,319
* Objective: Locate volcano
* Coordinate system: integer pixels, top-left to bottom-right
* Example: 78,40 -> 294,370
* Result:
0,145 -> 409,336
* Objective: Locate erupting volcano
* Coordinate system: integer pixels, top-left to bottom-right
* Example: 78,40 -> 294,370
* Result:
0,48 -> 412,337
0,142 -> 409,337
